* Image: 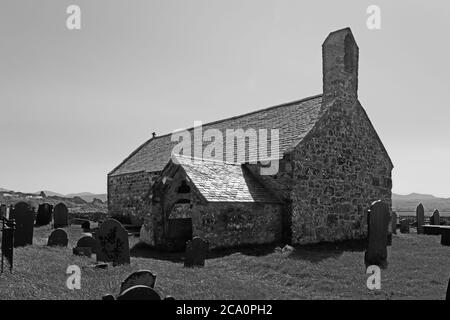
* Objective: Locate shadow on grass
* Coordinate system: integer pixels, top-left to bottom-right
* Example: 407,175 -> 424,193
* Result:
286,239 -> 367,263
130,239 -> 368,264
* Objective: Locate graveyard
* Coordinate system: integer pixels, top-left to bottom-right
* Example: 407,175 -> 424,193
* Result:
0,218 -> 449,299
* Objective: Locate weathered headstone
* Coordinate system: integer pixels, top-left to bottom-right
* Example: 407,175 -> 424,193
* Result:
116,285 -> 161,300
10,202 -> 34,247
73,247 -> 92,257
441,227 -> 450,246
391,211 -> 397,235
53,203 -> 68,228
0,204 -> 6,219
96,219 -> 130,265
1,218 -> 15,272
416,203 -> 425,234
36,203 -> 53,226
364,200 -> 390,269
400,219 -> 410,233
76,235 -> 98,254
184,236 -> 209,268
431,209 -> 440,226
446,278 -> 450,300
47,229 -> 68,247
120,270 -> 156,294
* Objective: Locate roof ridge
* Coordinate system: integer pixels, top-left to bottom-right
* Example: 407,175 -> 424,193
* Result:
109,93 -> 322,176
143,93 -> 322,141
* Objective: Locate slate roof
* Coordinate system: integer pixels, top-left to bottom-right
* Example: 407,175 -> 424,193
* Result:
109,94 -> 324,176
172,156 -> 281,203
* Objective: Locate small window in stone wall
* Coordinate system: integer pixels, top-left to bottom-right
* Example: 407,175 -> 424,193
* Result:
344,34 -> 355,73
177,180 -> 191,193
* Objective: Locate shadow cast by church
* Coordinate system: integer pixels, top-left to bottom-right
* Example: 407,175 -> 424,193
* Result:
130,239 -> 367,264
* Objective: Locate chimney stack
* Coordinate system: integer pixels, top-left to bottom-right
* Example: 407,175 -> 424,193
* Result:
152,132 -> 156,138
322,28 -> 359,105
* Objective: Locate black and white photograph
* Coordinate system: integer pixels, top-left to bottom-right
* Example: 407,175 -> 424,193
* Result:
1,0 -> 450,306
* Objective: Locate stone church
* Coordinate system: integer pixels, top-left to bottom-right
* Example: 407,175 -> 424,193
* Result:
108,28 -> 393,250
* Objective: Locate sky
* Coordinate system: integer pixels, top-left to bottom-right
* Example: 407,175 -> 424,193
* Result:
0,0 -> 449,196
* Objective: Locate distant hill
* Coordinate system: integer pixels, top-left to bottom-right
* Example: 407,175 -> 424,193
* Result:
66,192 -> 107,203
0,187 -> 107,220
392,193 -> 450,212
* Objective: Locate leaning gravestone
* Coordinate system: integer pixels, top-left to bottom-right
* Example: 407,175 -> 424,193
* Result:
416,203 -> 425,234
120,270 -> 156,294
400,219 -> 410,233
431,209 -> 440,226
184,236 -> 209,268
116,285 -> 161,300
47,229 -> 68,247
391,212 -> 397,235
36,203 -> 53,226
53,203 -> 68,228
364,200 -> 390,269
10,202 -> 34,247
96,219 -> 130,265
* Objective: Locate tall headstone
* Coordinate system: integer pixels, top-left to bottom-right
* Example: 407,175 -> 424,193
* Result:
431,209 -> 440,226
36,203 -> 53,226
416,203 -> 425,234
0,204 -> 6,219
364,200 -> 390,269
400,219 -> 410,233
184,237 -> 209,268
96,219 -> 130,265
120,270 -> 156,294
53,203 -> 68,228
446,278 -> 450,300
391,211 -> 397,235
47,229 -> 68,247
1,218 -> 15,272
10,202 -> 34,247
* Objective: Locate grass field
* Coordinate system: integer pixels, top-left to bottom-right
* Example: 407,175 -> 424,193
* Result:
0,225 -> 449,300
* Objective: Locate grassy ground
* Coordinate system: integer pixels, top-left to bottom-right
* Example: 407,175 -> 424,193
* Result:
0,225 -> 449,300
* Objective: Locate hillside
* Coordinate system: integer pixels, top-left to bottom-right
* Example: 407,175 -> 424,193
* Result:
0,188 -> 107,220
392,193 -> 450,212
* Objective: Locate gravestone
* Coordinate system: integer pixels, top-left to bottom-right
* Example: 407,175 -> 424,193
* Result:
446,278 -> 450,300
120,270 -> 156,294
431,210 -> 440,226
1,218 -> 16,272
391,212 -> 397,235
96,219 -> 130,265
416,203 -> 425,234
53,203 -> 68,228
184,237 -> 209,268
400,219 -> 410,233
116,285 -> 161,300
10,202 -> 34,247
76,236 -> 98,254
47,229 -> 68,247
36,203 -> 53,226
364,200 -> 390,269
0,204 -> 6,219
423,225 -> 442,235
441,227 -> 450,246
